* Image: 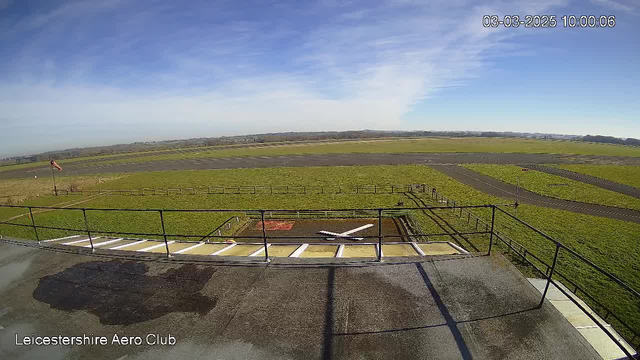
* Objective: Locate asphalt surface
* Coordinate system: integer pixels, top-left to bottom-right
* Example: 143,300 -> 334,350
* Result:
3,152 -> 640,179
523,164 -> 640,199
0,240 -> 600,360
432,165 -> 640,223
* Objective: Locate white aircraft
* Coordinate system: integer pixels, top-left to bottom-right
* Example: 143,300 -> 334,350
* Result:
318,223 -> 374,241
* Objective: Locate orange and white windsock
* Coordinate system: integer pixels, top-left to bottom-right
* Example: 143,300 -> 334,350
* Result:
50,160 -> 62,171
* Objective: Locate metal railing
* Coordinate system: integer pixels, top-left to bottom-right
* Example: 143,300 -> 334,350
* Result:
413,190 -> 640,358
0,204 -> 495,261
0,202 -> 638,358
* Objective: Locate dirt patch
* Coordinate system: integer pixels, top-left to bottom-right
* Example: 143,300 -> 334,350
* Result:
32,260 -> 216,325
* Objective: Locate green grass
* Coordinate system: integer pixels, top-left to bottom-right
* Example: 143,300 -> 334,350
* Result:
90,165 -> 434,189
1,164 -> 638,341
463,164 -> 640,211
553,164 -> 640,189
4,137 -> 640,173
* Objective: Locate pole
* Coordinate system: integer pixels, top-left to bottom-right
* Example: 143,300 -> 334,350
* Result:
159,210 -> 170,258
51,165 -> 58,196
377,209 -> 383,262
261,210 -> 269,262
28,207 -> 40,245
516,176 -> 520,217
82,209 -> 94,251
539,244 -> 561,307
488,206 -> 496,255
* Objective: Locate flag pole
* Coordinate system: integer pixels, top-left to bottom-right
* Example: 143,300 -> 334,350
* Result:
51,162 -> 58,196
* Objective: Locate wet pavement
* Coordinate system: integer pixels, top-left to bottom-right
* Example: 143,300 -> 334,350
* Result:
0,240 -> 600,360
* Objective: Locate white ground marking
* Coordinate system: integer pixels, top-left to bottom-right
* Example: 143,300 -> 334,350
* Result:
290,244 -> 309,258
110,240 -> 147,250
138,241 -> 174,252
42,234 -> 82,243
84,238 -> 123,248
411,242 -> 426,256
447,242 -> 469,254
319,223 -> 373,241
249,244 -> 271,257
336,244 -> 345,258
211,243 -> 236,255
63,237 -> 100,245
174,242 -> 205,254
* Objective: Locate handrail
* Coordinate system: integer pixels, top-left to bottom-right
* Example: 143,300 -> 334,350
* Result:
495,205 -> 640,301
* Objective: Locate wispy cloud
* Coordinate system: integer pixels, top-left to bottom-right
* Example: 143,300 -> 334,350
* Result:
0,0 -> 607,156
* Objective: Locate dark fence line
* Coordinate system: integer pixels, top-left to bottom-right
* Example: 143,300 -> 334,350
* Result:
50,183 -> 428,196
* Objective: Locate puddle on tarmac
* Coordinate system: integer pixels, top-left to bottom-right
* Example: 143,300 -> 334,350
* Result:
32,260 -> 217,325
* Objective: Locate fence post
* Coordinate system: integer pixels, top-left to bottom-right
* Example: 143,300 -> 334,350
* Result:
488,206 -> 496,255
260,210 -> 269,262
159,210 -> 170,258
82,209 -> 94,252
377,209 -> 383,262
28,207 -> 40,245
539,244 -> 561,307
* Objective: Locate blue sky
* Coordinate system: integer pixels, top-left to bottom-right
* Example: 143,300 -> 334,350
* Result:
0,0 -> 638,157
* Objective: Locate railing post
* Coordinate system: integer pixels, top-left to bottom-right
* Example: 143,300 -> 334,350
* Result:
159,210 -> 170,258
28,207 -> 40,245
539,244 -> 561,307
488,206 -> 496,255
377,209 -> 383,262
260,210 -> 269,262
82,209 -> 94,251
